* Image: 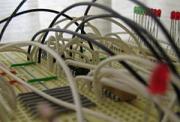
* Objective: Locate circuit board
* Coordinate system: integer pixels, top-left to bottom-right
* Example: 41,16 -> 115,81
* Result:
0,52 -> 160,122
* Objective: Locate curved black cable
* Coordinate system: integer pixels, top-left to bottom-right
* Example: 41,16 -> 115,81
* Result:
81,0 -> 97,34
0,9 -> 78,26
78,0 -> 97,54
37,2 -> 161,61
74,14 -> 180,105
0,8 -> 94,54
37,2 -> 162,61
31,28 -> 147,85
35,2 -> 180,103
74,14 -> 162,58
0,0 -> 27,41
40,2 -> 180,79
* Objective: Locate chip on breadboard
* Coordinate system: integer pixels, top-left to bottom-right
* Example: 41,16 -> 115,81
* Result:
103,85 -> 137,101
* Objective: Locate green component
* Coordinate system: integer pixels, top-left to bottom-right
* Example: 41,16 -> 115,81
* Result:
27,76 -> 57,83
100,57 -> 107,61
11,61 -> 36,67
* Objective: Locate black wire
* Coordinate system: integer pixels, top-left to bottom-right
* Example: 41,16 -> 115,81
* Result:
0,8 -> 94,54
81,0 -> 97,34
0,0 -> 27,41
4,9 -> 95,56
41,2 -> 180,82
37,2 -> 162,62
31,28 -> 147,85
74,14 -> 161,59
0,8 -> 95,55
38,2 -> 180,103
38,2 -> 161,58
34,1 -> 177,84
78,0 -> 97,54
0,9 -> 78,26
74,14 -> 180,103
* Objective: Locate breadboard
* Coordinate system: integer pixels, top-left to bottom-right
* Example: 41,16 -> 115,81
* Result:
0,52 -> 160,122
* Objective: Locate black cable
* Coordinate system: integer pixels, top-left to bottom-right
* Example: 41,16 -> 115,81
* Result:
0,9 -> 78,26
0,8 -> 92,57
31,28 -> 147,85
78,0 -> 97,54
37,2 -> 162,62
32,28 -> 174,121
0,8 -> 95,55
71,12 -> 180,110
74,14 -> 161,59
0,0 -> 27,41
81,0 -> 97,34
33,1 -> 176,82
37,2 -> 180,103
38,2 -> 161,58
41,2 -> 180,82
4,9 -> 95,55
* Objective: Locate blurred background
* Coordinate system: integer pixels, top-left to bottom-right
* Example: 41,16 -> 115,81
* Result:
0,0 -> 179,42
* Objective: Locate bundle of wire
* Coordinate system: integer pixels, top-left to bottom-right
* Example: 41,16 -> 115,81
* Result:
0,0 -> 180,122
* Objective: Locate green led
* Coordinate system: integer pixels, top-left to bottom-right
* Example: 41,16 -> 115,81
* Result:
134,6 -> 138,14
137,7 -> 141,14
27,76 -> 57,83
10,61 -> 36,67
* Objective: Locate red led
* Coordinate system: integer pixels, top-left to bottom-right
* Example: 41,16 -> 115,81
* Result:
171,11 -> 176,20
157,9 -> 161,17
175,12 -> 179,20
154,9 -> 158,17
177,12 -> 180,20
148,63 -> 170,95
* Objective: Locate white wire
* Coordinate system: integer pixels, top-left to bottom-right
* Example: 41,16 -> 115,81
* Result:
75,71 -> 180,121
75,75 -> 136,95
92,55 -> 180,122
0,41 -> 84,122
94,54 -> 154,79
65,58 -> 180,90
161,92 -> 177,122
0,41 -> 119,122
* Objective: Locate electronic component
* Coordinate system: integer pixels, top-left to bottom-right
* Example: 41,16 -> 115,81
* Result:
0,0 -> 180,121
103,85 -> 137,102
18,86 -> 95,117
